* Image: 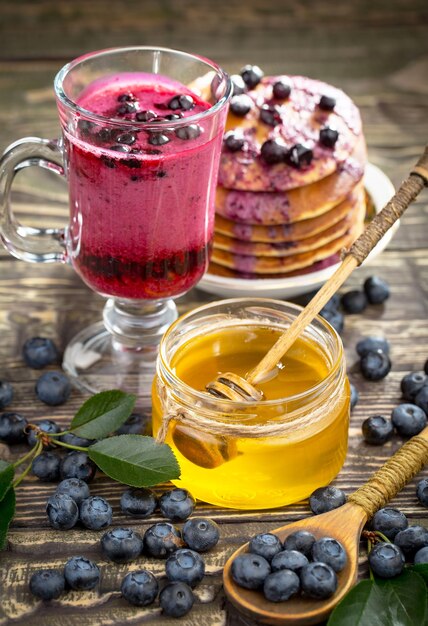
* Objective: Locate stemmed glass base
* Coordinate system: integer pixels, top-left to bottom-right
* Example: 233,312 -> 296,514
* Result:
62,297 -> 178,408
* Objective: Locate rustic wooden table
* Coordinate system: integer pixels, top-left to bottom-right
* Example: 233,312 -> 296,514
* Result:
0,1 -> 427,624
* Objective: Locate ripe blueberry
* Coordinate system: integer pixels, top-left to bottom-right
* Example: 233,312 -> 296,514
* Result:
318,95 -> 336,111
55,478 -> 90,506
35,371 -> 71,406
259,104 -> 282,127
175,125 -> 201,140
319,127 -> 339,148
60,432 -> 94,447
350,383 -> 359,411
285,143 -> 313,169
341,290 -> 367,314
23,337 -> 58,369
120,488 -> 157,518
271,550 -> 308,573
260,139 -> 287,164
414,546 -> 428,564
32,451 -> 61,482
231,553 -> 271,590
167,94 -> 194,111
135,110 -> 158,122
372,507 -> 408,540
312,537 -> 347,572
249,533 -> 282,561
230,94 -> 253,117
263,569 -> 300,602
283,530 -> 316,557
362,415 -> 394,445
240,64 -> 264,89
360,350 -> 391,381
401,372 -> 427,402
415,386 -> 428,416
121,570 -> 159,606
300,562 -> 337,599
64,556 -> 100,590
46,493 -> 79,530
394,525 -> 428,556
224,131 -> 246,152
101,527 -> 143,563
165,548 -> 205,588
144,522 -> 183,558
272,79 -> 291,100
80,496 -> 112,530
320,308 -> 344,334
417,479 -> 428,508
356,336 -> 390,358
60,451 -> 96,483
230,74 -> 246,96
159,581 -> 194,618
115,412 -> 150,435
368,542 -> 404,578
0,412 -> 27,444
29,569 -> 65,600
0,381 -> 13,409
391,403 -> 427,437
364,276 -> 390,304
159,489 -> 195,522
27,419 -> 60,448
309,486 -> 346,515
182,517 -> 220,552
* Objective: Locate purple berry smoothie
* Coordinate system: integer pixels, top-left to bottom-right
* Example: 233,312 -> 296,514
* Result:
63,73 -> 224,299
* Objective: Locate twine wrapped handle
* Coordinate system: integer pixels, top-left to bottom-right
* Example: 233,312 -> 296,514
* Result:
349,426 -> 428,518
345,145 -> 428,265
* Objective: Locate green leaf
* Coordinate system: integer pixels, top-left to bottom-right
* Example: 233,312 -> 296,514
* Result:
88,435 -> 180,487
0,487 -> 16,550
409,564 -> 428,586
0,460 -> 14,502
69,390 -> 136,439
328,572 -> 427,626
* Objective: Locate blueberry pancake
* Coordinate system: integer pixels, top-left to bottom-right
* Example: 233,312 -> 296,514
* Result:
208,253 -> 341,279
219,75 -> 363,191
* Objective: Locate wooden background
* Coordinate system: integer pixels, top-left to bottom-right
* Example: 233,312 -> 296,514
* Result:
0,1 -> 428,624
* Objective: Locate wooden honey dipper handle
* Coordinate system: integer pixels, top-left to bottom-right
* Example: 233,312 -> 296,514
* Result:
247,146 -> 428,386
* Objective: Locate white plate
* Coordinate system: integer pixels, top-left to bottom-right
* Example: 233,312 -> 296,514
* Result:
197,163 -> 396,299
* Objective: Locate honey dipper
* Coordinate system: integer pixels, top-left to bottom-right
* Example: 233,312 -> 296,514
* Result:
206,146 -> 428,401
223,425 -> 428,625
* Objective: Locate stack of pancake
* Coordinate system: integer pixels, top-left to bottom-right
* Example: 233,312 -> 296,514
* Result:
209,74 -> 367,279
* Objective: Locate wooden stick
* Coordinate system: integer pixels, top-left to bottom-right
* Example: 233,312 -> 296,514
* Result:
247,146 -> 428,386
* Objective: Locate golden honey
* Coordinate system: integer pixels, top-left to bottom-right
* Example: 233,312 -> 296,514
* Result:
152,299 -> 350,509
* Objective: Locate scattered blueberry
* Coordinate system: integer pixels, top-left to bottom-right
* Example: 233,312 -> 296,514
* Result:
80,496 -> 112,530
115,412 -> 150,436
312,537 -> 347,572
31,451 -> 61,482
175,125 -> 201,140
356,336 -> 390,358
60,432 -> 94,447
60,451 -> 96,483
46,493 -> 79,530
35,371 -> 71,406
101,527 -> 143,563
0,411 -> 27,444
309,486 -> 346,515
414,546 -> 428,564
182,517 -> 220,552
360,350 -> 391,381
285,143 -> 313,169
259,104 -> 282,126
29,569 -> 65,600
165,548 -> 205,588
263,569 -> 300,602
350,383 -> 359,411
148,132 -> 170,146
231,553 -> 271,590
120,488 -> 157,518
249,533 -> 282,561
240,65 -> 264,89
230,94 -> 253,117
368,542 -> 404,578
55,478 -> 90,506
364,276 -> 390,305
394,525 -> 428,556
319,127 -> 339,148
362,415 -> 394,445
23,337 -> 59,369
300,562 -> 337,599
121,569 -> 159,606
260,138 -> 287,164
143,522 -> 183,558
136,110 -> 158,122
0,381 -> 13,409
391,403 -> 427,437
168,94 -> 195,111
401,372 -> 427,402
372,508 -> 408,540
64,556 -> 100,590
230,74 -> 246,95
322,294 -> 341,312
341,290 -> 367,314
417,479 -> 428,508
27,419 -> 60,449
415,386 -> 428,416
272,79 -> 291,99
224,131 -> 246,152
115,132 -> 136,145
271,550 -> 308,573
159,489 -> 195,522
318,95 -> 336,111
283,530 -> 316,557
159,581 -> 194,618
320,308 -> 344,334
117,101 -> 137,115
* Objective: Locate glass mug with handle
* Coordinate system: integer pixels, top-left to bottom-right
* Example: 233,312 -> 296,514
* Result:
0,47 -> 231,405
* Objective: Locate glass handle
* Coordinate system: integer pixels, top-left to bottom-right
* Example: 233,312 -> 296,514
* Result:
0,137 -> 67,263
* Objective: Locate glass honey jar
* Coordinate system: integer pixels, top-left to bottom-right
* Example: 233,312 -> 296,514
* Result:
152,298 -> 350,509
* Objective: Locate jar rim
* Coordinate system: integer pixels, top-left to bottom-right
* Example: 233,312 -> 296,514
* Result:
157,297 -> 344,410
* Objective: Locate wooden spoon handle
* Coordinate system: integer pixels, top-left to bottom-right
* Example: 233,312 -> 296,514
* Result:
348,426 -> 428,519
247,147 -> 428,386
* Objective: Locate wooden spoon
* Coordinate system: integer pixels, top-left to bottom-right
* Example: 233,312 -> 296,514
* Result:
223,426 -> 428,625
207,146 -> 428,401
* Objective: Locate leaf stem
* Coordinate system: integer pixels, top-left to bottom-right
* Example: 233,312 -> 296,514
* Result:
367,539 -> 375,581
12,442 -> 43,488
12,444 -> 40,469
374,531 -> 391,543
52,439 -> 88,453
